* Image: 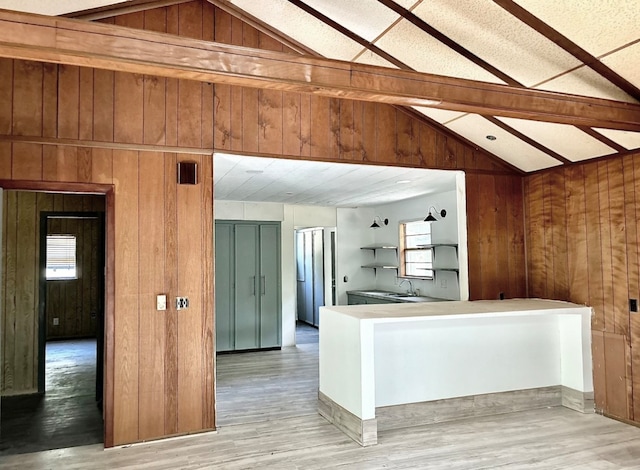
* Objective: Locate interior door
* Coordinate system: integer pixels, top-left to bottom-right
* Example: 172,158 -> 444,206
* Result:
312,229 -> 325,327
214,223 -> 234,352
295,231 -> 306,323
0,187 -> 3,437
234,224 -> 259,350
259,224 -> 280,348
302,231 -> 314,324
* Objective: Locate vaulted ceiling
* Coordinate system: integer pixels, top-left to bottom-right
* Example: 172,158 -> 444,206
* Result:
1,0 -> 639,173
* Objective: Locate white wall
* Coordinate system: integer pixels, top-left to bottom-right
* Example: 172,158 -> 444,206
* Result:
372,180 -> 467,300
333,171 -> 468,302
335,207 -> 376,305
215,200 -> 337,347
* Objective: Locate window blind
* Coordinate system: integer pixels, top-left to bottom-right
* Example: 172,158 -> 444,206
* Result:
46,235 -> 77,279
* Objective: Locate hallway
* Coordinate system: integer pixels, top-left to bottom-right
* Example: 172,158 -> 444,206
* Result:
0,339 -> 103,455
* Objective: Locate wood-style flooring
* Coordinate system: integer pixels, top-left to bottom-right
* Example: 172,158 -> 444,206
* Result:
3,325 -> 640,469
0,339 -> 103,456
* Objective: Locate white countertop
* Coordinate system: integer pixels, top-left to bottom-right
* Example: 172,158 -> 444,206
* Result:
324,298 -> 591,321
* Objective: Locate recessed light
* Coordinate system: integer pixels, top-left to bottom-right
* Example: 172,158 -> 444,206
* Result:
396,180 -> 411,184
246,170 -> 263,174
285,192 -> 294,195
486,135 -> 497,141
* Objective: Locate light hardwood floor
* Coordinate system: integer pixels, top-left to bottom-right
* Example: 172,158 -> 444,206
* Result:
3,327 -> 640,469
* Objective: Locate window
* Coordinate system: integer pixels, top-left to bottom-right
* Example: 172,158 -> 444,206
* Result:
400,220 -> 432,278
46,235 -> 77,280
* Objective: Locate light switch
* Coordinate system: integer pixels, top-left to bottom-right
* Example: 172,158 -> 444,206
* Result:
53,317 -> 59,326
157,294 -> 167,311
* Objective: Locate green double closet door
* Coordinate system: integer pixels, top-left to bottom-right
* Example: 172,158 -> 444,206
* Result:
215,221 -> 281,352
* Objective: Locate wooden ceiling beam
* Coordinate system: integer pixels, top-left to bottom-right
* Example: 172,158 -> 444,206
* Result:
0,9 -> 639,131
64,0 -> 193,21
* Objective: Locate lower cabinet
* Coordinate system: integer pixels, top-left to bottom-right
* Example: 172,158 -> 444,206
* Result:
347,293 -> 398,305
215,221 -> 281,352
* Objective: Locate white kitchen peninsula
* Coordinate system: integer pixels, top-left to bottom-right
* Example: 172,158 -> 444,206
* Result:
318,299 -> 593,446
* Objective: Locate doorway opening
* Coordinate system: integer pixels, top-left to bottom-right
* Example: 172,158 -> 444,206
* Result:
0,192 -> 107,455
295,227 -> 326,329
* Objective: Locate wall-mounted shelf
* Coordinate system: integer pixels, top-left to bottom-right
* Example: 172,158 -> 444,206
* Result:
361,244 -> 398,275
361,264 -> 399,275
426,244 -> 459,281
419,243 -> 458,258
360,244 -> 398,255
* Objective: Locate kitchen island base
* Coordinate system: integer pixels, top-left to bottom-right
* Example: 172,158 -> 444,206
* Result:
319,385 -> 593,446
318,299 -> 593,446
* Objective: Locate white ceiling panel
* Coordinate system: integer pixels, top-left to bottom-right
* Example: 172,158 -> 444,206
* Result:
389,0 -> 423,10
446,114 -> 561,172
411,106 -> 466,125
411,0 -> 581,87
0,0 -> 127,15
227,0 -> 364,60
534,66 -> 637,103
303,0 -> 401,42
497,117 -> 615,162
353,49 -> 399,68
601,42 -> 640,90
593,129 -> 640,151
374,19 -> 506,84
513,0 -> 640,57
214,153 -> 458,207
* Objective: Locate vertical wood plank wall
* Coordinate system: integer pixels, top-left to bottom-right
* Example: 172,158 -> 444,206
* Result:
0,0 -> 525,445
1,191 -> 38,395
45,195 -> 104,340
524,155 -> 640,422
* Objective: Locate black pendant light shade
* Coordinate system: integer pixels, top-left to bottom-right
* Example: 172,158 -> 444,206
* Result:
370,216 -> 389,228
424,207 -> 446,222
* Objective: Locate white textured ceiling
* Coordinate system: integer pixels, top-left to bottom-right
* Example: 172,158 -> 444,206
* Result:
214,153 -> 458,207
2,0 -> 639,173
411,0 -> 580,88
220,0 -> 640,173
0,0 -> 127,15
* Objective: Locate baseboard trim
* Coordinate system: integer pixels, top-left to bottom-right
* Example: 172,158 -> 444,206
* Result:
318,392 -> 377,447
376,386 -> 563,432
561,386 -> 594,413
319,386 -> 594,446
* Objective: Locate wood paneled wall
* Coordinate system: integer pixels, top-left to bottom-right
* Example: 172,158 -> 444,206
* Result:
45,199 -> 104,340
0,148 -> 214,445
467,173 -> 526,300
0,0 -> 524,445
524,154 -> 640,422
1,191 -> 39,395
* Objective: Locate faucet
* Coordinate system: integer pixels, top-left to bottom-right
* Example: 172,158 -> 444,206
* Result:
398,279 -> 415,295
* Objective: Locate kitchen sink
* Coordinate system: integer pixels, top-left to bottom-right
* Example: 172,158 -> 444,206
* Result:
357,291 -> 416,298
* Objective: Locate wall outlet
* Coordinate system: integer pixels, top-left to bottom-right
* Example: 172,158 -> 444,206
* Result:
440,279 -> 447,288
157,294 -> 167,311
176,297 -> 189,310
53,317 -> 59,326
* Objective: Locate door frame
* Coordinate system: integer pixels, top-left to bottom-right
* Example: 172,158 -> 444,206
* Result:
0,180 -> 115,447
